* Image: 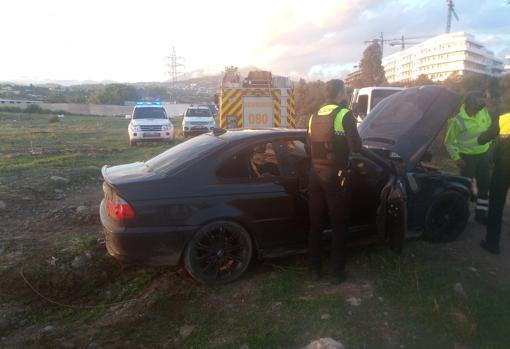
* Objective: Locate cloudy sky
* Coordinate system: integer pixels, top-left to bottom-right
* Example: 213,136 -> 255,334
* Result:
1,0 -> 509,83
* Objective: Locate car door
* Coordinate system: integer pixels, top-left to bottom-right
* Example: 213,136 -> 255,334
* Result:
272,137 -> 310,246
215,140 -> 300,249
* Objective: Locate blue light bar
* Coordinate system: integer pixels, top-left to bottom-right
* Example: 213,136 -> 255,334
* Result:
136,100 -> 162,106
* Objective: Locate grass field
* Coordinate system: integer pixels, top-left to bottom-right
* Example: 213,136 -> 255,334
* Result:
1,111 -> 509,349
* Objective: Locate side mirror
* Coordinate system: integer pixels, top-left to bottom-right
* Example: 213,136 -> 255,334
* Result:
125,114 -> 131,119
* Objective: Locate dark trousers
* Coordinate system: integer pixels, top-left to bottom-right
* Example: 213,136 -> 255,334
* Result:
460,152 -> 490,214
485,156 -> 510,248
308,167 -> 350,275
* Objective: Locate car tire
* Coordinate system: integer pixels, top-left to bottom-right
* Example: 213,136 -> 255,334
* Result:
422,190 -> 469,243
183,220 -> 253,285
129,140 -> 137,147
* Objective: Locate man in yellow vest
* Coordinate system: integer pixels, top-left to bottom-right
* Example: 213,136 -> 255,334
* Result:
307,79 -> 361,283
478,112 -> 510,254
444,91 -> 493,224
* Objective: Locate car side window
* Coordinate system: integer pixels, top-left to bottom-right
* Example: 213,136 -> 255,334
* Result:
217,142 -> 281,179
276,139 -> 309,187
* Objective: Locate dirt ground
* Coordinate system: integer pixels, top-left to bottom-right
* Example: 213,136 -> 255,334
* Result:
1,112 -> 510,349
1,171 -> 509,349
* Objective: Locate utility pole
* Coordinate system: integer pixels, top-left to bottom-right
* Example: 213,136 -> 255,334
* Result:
380,32 -> 384,56
166,47 -> 185,87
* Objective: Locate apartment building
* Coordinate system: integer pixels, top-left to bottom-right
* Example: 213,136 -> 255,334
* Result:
382,32 -> 504,83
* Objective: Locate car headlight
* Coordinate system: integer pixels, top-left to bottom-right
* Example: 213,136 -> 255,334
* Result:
130,125 -> 141,132
162,125 -> 171,131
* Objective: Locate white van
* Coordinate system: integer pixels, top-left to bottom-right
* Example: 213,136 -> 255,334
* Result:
350,87 -> 404,122
182,106 -> 216,137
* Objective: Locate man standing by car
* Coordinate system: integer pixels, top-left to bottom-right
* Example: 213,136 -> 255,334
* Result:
444,91 -> 493,224
307,79 -> 361,283
478,112 -> 510,254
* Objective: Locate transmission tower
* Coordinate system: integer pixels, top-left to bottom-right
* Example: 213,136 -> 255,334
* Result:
166,47 -> 185,87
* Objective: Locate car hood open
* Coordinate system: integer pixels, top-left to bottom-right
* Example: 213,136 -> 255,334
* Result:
358,85 -> 462,170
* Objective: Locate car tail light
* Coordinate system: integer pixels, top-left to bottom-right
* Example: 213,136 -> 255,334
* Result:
105,191 -> 136,221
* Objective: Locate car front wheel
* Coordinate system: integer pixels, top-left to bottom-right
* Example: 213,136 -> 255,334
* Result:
183,221 -> 253,285
423,191 -> 469,242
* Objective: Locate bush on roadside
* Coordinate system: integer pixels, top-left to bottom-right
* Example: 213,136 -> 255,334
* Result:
25,104 -> 43,113
48,115 -> 60,123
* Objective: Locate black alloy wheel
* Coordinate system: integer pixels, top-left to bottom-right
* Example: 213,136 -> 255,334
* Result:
184,221 -> 253,285
423,191 -> 469,242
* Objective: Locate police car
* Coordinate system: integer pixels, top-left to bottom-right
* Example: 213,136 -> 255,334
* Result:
182,106 -> 216,137
128,102 -> 174,146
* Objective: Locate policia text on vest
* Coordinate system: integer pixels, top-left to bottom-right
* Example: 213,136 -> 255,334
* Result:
307,100 -> 361,282
444,93 -> 493,223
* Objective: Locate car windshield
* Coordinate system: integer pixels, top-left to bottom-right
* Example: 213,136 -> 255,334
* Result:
186,108 -> 211,117
146,135 -> 224,173
133,107 -> 167,119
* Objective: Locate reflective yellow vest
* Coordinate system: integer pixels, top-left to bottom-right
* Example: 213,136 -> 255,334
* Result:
444,104 -> 492,160
499,113 -> 510,137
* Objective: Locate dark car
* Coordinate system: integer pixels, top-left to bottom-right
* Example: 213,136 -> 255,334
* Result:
100,86 -> 471,285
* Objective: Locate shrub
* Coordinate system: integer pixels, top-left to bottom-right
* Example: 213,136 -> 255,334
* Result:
48,115 -> 60,123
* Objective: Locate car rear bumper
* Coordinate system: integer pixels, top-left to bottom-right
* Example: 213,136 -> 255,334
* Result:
100,200 -> 197,266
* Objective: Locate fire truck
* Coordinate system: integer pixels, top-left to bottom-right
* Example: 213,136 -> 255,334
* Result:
219,67 -> 296,129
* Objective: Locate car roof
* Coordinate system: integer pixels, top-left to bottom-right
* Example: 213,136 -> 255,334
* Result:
212,128 -> 306,143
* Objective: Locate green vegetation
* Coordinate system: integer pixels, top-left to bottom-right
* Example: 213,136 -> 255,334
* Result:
1,110 -> 509,348
0,111 -> 178,178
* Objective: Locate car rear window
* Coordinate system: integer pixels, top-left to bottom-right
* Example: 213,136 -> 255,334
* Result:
186,108 -> 211,117
133,107 -> 167,119
146,135 -> 224,173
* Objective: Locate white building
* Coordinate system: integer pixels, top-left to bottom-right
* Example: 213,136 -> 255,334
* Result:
382,32 -> 504,83
504,54 -> 510,75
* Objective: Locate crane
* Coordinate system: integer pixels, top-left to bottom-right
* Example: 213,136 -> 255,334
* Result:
365,34 -> 433,55
446,0 -> 459,34
388,35 -> 434,50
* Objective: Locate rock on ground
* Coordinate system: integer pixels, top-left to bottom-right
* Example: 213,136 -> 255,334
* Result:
303,337 -> 345,349
76,206 -> 90,215
50,176 -> 70,184
346,297 -> 361,306
179,325 -> 194,338
453,282 -> 467,298
71,255 -> 90,269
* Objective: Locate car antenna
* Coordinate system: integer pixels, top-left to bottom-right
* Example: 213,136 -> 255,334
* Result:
212,127 -> 227,136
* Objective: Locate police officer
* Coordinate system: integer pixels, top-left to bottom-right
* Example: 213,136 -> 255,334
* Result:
307,79 -> 361,282
444,91 -> 493,224
479,112 -> 510,254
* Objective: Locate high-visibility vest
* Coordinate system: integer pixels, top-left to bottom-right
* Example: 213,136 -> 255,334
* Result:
308,103 -> 350,171
500,113 -> 510,137
445,104 -> 492,160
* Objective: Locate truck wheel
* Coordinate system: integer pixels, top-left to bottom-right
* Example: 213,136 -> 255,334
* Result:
423,191 -> 469,242
184,221 -> 253,285
129,140 -> 137,147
